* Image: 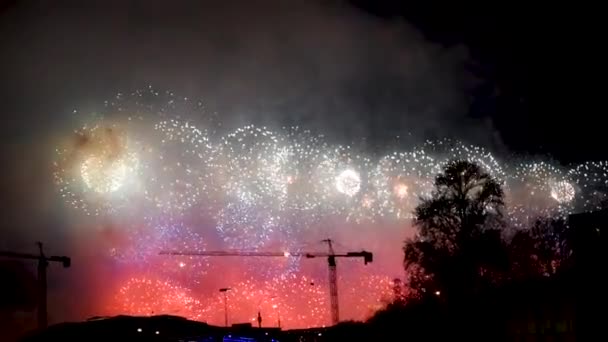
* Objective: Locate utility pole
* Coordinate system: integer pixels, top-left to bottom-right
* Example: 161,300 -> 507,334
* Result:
219,288 -> 231,327
36,242 -> 48,329
257,311 -> 262,328
0,242 -> 71,330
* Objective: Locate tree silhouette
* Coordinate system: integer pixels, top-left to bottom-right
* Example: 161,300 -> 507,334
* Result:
404,160 -> 508,301
509,217 -> 571,279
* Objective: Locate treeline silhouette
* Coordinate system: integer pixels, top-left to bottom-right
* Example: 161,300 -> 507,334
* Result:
359,160 -> 580,342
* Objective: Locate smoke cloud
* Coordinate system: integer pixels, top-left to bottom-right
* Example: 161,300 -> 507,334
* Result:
0,0 -> 495,327
0,0 -> 487,144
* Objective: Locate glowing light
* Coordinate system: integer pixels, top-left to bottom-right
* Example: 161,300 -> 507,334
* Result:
80,156 -> 128,193
335,169 -> 361,197
393,183 -> 408,199
550,180 -> 575,203
568,161 -> 608,211
53,122 -> 141,216
506,161 -> 575,227
369,152 -> 436,220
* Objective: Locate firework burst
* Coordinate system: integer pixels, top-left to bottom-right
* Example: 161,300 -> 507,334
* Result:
420,139 -> 506,185
203,274 -> 327,328
216,125 -> 290,209
215,201 -> 281,250
281,127 -> 331,212
340,273 -> 394,321
110,275 -> 208,320
143,119 -> 215,213
54,122 -> 141,216
505,161 -> 575,227
569,161 -> 608,211
112,220 -> 210,285
369,151 -> 437,220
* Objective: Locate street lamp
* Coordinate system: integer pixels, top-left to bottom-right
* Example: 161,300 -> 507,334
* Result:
271,297 -> 281,329
219,288 -> 231,327
256,295 -> 281,328
272,304 -> 281,328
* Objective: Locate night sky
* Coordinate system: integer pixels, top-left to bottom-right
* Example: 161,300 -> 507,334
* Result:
352,1 -> 604,162
0,0 -> 603,333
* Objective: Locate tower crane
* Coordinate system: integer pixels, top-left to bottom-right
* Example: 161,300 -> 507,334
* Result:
160,239 -> 372,325
0,242 -> 71,329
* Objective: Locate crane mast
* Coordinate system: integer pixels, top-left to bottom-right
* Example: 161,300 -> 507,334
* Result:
323,239 -> 339,325
0,242 -> 71,329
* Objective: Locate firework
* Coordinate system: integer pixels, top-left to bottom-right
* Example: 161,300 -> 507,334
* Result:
54,89 -> 608,329
54,122 -> 141,216
111,276 -> 207,320
569,161 -> 608,211
214,200 -> 303,278
217,125 -> 290,209
215,201 -> 281,249
369,151 -> 437,220
340,273 -> 394,321
335,169 -> 361,197
80,155 -> 132,194
112,220 -> 210,285
309,145 -> 372,220
420,139 -> 506,184
508,161 -> 574,218
549,180 -> 575,204
143,119 -> 215,213
265,274 -> 328,327
203,274 -> 327,328
281,127 -> 332,213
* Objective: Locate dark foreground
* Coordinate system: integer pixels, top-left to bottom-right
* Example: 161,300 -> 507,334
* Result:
20,300 -> 576,342
19,315 -> 330,342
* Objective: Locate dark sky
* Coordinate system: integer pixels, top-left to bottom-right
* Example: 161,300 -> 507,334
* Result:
350,1 -> 604,162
